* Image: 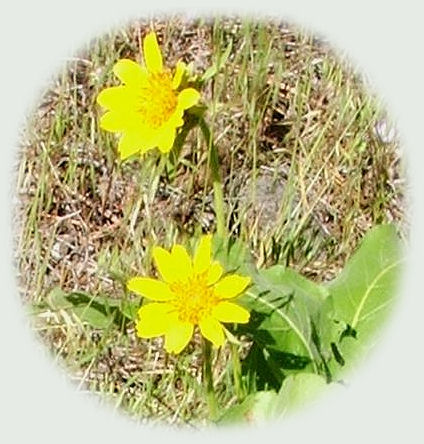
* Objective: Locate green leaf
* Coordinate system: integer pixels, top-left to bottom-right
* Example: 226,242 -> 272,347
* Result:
242,343 -> 310,392
200,40 -> 233,83
71,305 -> 112,329
120,298 -> 140,321
254,265 -> 328,311
329,224 -> 401,331
271,373 -> 327,417
242,343 -> 283,392
218,373 -> 328,424
47,286 -> 72,310
238,265 -> 330,390
322,224 -> 403,377
217,391 -> 277,425
213,236 -> 253,273
62,291 -> 115,329
45,287 -> 134,330
241,265 -> 327,363
200,65 -> 217,83
219,39 -> 233,68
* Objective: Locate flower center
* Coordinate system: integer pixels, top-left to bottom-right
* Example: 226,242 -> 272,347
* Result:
169,273 -> 220,324
137,72 -> 178,128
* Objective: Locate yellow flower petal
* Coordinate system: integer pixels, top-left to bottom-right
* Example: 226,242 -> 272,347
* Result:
99,111 -> 124,132
143,31 -> 163,73
152,246 -> 181,283
167,110 -> 184,128
207,261 -> 224,285
118,128 -> 155,160
172,60 -> 186,89
170,245 -> 192,280
155,125 -> 176,153
193,235 -> 212,274
99,111 -> 140,132
214,275 -> 251,299
177,88 -> 200,110
136,302 -> 174,337
118,132 -> 142,159
127,277 -> 175,301
113,59 -> 148,87
97,86 -> 139,111
164,319 -> 193,353
199,316 -> 225,347
212,301 -> 250,324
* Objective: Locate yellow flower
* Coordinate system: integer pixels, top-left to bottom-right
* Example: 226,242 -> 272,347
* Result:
97,31 -> 200,159
128,235 -> 251,354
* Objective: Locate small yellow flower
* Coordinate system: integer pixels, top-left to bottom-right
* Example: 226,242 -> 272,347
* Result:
128,235 -> 251,354
97,31 -> 200,159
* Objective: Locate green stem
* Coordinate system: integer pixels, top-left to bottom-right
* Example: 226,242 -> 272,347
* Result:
202,338 -> 218,421
148,154 -> 167,203
230,342 -> 244,401
169,116 -> 198,167
198,117 -> 226,238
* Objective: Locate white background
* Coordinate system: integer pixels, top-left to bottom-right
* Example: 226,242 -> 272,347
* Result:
1,1 -> 423,443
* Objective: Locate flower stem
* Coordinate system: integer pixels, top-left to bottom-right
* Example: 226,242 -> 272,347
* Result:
169,115 -> 198,167
198,117 -> 226,238
230,342 -> 245,401
202,338 -> 218,421
150,154 -> 167,198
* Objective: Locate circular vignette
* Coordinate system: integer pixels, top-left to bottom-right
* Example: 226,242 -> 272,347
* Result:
13,15 -> 409,427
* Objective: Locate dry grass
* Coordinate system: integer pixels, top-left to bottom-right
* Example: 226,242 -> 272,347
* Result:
14,16 -> 407,425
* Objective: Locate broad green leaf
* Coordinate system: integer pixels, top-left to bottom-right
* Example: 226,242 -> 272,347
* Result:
315,295 -> 344,363
71,305 -> 112,329
329,224 -> 402,331
44,287 -> 131,330
271,373 -> 327,418
217,391 -> 277,425
322,224 -> 403,377
238,265 -> 330,390
59,291 -> 115,329
254,266 -> 328,310
241,265 -> 327,361
242,342 -> 310,392
218,374 -> 328,424
47,286 -> 72,309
